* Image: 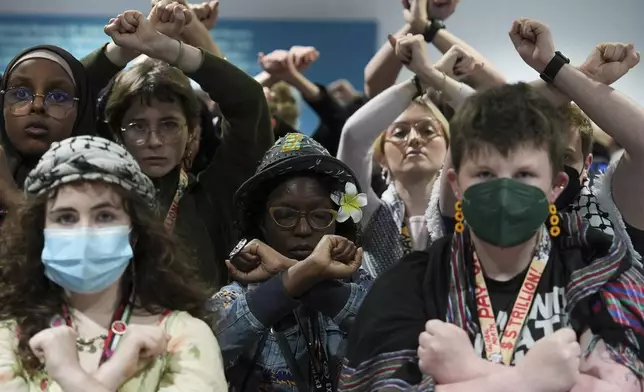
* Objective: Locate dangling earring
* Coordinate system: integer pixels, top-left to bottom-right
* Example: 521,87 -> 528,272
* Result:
182,146 -> 193,171
549,203 -> 560,237
454,200 -> 465,233
381,167 -> 391,185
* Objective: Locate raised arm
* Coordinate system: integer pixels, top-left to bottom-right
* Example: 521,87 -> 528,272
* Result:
338,80 -> 417,223
431,28 -> 506,89
510,18 -> 644,232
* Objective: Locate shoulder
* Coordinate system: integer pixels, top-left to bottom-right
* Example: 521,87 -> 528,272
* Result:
0,320 -> 18,346
164,311 -> 215,340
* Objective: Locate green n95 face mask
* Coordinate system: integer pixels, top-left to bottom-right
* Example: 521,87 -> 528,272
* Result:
461,178 -> 549,247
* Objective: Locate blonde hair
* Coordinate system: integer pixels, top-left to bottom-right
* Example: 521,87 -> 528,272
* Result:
372,96 -> 450,163
560,103 -> 593,157
268,81 -> 300,128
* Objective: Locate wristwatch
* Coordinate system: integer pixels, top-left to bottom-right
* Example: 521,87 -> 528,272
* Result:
229,238 -> 249,260
423,19 -> 445,43
540,51 -> 570,84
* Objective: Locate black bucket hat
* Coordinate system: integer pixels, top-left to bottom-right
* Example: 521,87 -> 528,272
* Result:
234,133 -> 360,214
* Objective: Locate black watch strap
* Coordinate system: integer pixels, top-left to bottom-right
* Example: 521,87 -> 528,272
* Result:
412,76 -> 424,98
540,51 -> 570,84
423,19 -> 445,43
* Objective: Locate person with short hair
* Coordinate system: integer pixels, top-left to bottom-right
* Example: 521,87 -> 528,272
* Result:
102,9 -> 273,288
340,79 -> 643,391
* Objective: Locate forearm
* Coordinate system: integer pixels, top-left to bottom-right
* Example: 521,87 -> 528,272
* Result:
181,22 -> 224,58
553,64 -> 644,155
146,38 -> 204,73
288,73 -> 323,102
529,79 -> 570,108
281,261 -> 322,297
364,24 -> 412,98
56,369 -> 113,392
432,30 -> 506,88
435,367 -> 522,392
255,71 -> 278,87
103,42 -> 139,68
337,79 -> 415,212
247,274 -> 300,326
300,280 -> 351,319
571,374 -> 641,392
416,65 -> 476,109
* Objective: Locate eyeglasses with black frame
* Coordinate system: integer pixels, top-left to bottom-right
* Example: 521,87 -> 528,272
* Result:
120,120 -> 186,146
0,86 -> 79,120
268,207 -> 338,230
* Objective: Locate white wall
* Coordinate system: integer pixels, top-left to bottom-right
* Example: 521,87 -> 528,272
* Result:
2,0 -> 642,104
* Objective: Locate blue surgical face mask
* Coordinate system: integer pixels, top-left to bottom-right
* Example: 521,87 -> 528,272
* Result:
42,226 -> 133,294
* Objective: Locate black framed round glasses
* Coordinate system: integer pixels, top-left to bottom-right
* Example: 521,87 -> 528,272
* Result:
0,87 -> 79,119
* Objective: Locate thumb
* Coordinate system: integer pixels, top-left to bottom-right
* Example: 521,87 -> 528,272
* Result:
585,47 -> 604,68
226,259 -> 247,280
174,7 -> 186,26
388,34 -> 398,49
508,20 -> 523,48
351,248 -> 364,269
624,45 -> 641,68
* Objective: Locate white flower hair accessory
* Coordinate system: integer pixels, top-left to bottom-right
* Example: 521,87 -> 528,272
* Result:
330,182 -> 368,223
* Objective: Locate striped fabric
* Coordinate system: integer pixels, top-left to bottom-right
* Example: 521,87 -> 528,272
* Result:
339,212 -> 644,390
339,350 -> 435,392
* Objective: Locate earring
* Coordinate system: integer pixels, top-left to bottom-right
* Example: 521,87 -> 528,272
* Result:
381,167 -> 391,185
182,147 -> 193,170
549,203 -> 560,237
454,200 -> 465,233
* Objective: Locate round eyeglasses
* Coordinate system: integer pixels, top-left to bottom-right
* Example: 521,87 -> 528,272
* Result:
385,119 -> 444,145
268,207 -> 338,230
1,87 -> 79,119
121,120 -> 186,146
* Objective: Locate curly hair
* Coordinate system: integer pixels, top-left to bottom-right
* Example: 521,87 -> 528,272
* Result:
0,182 -> 211,375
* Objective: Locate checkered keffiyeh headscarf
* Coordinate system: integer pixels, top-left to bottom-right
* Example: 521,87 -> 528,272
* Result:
24,136 -> 156,207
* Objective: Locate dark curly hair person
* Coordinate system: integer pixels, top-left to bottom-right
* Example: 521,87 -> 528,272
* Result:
0,136 -> 227,391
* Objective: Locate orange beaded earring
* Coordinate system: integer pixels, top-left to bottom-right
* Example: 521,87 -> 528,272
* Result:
549,203 -> 560,237
454,200 -> 465,233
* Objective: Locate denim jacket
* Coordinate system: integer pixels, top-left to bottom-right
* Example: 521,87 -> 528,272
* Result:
209,269 -> 372,392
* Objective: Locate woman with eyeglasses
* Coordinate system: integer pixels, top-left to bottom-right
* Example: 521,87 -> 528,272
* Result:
210,134 -> 371,391
336,37 -> 465,278
101,10 -> 272,289
0,45 -> 96,224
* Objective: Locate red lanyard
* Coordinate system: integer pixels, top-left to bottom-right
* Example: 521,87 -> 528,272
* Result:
473,247 -> 547,365
51,291 -> 134,365
164,169 -> 189,232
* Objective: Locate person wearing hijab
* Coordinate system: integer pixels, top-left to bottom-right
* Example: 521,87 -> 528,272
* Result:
0,135 -> 227,391
0,45 -> 95,221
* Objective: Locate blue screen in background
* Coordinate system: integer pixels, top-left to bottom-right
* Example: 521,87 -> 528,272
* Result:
0,14 -> 377,135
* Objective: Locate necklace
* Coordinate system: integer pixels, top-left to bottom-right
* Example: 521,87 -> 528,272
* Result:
76,334 -> 108,354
